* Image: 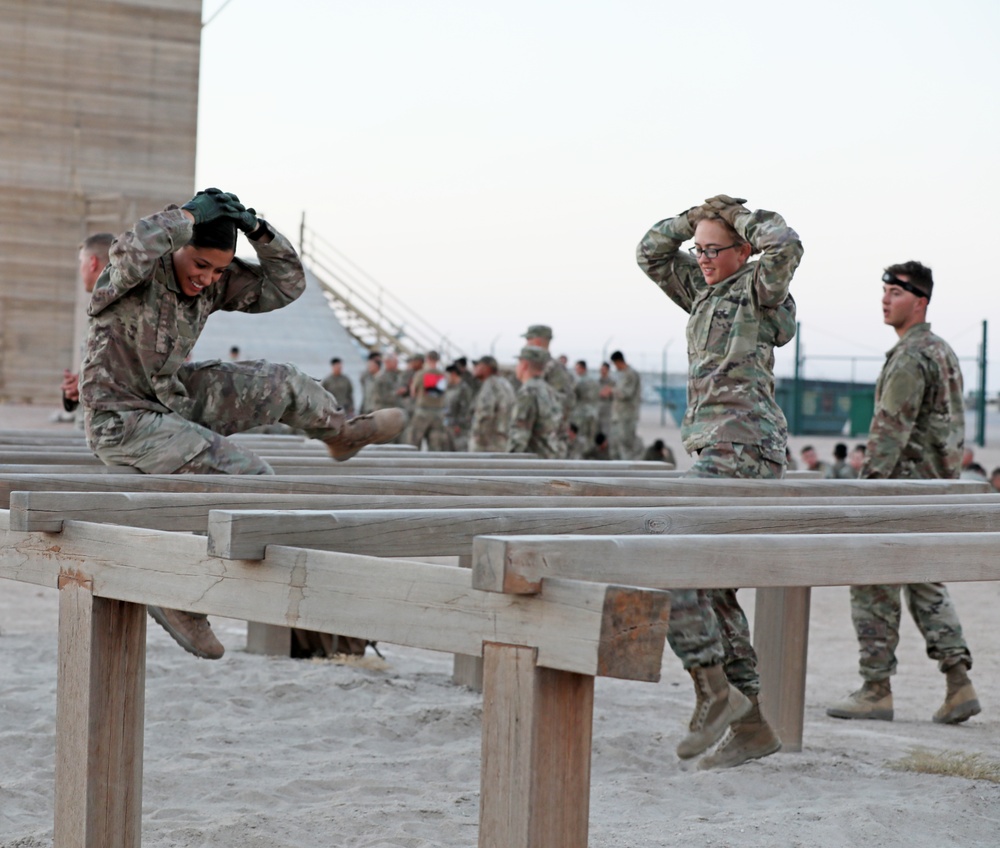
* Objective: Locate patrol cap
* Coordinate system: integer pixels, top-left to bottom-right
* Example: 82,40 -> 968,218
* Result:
407,353 -> 425,364
521,324 -> 553,341
475,355 -> 498,369
517,346 -> 550,366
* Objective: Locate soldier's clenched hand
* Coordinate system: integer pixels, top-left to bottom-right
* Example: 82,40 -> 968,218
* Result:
181,188 -> 243,224
702,194 -> 749,226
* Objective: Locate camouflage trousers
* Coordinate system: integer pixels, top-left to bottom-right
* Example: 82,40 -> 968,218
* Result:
469,429 -> 509,452
609,414 -> 641,460
667,442 -> 784,696
849,582 -> 972,680
86,360 -> 347,474
404,407 -> 451,451
570,410 -> 599,459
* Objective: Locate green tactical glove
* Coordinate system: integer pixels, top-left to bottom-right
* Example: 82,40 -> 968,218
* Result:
181,187 -> 241,224
233,206 -> 259,234
702,194 -> 749,227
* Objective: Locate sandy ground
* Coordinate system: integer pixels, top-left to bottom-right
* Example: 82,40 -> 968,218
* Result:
2,402 -> 1000,847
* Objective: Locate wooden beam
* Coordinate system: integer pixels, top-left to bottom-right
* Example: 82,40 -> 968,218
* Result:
54,574 -> 145,848
206,502 -> 1000,560
470,531 -> 1000,595
0,515 -> 668,681
479,643 -> 593,848
9,490 -> 999,533
0,473 -> 989,504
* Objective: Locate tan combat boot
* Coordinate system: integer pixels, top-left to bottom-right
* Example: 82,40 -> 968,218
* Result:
826,679 -> 893,721
933,663 -> 981,724
698,694 -> 782,770
323,409 -> 406,461
148,606 -> 225,660
676,664 -> 752,760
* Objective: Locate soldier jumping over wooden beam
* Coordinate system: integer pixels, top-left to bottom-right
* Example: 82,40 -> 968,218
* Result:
79,188 -> 404,659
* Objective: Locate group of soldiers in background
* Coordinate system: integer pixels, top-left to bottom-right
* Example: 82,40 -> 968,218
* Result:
322,324 -> 655,460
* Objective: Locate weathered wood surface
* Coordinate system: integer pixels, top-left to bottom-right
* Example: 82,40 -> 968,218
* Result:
9,490 -> 1000,532
205,503 -> 1000,560
471,532 -> 1000,594
0,512 -> 668,681
480,644 -> 593,848
0,473 -> 988,502
55,579 -> 145,848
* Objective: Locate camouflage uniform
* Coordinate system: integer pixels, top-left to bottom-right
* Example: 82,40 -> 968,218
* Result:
469,373 -> 516,452
543,359 -> 574,459
359,368 -> 378,414
508,376 -> 563,458
371,368 -> 407,410
597,374 -> 614,437
405,366 -> 450,451
81,207 -> 345,474
444,379 -> 474,452
321,373 -> 354,417
825,459 -> 856,480
851,323 -> 971,680
609,365 -> 642,460
636,204 -> 803,696
571,374 -> 601,458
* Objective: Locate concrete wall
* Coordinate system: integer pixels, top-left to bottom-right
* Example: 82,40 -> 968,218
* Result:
0,0 -> 202,402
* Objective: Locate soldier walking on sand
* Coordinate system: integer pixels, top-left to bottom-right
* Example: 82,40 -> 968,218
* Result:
826,261 -> 980,726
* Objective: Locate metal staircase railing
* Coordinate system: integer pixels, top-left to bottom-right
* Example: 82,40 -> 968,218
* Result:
298,213 -> 463,362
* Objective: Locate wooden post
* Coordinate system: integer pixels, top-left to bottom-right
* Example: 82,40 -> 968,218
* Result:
55,573 -> 146,848
453,555 -> 484,690
246,621 -> 291,656
479,642 -> 593,848
753,587 -> 811,752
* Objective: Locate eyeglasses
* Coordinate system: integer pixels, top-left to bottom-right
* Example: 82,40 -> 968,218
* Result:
688,244 -> 738,260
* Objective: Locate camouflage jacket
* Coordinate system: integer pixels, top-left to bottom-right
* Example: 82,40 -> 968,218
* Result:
444,380 -> 474,432
573,375 -> 601,415
81,208 -> 305,417
611,365 -> 641,422
371,368 -> 407,410
321,373 -> 354,414
470,374 -> 517,451
861,323 -> 964,480
544,358 -> 576,424
411,367 -> 447,410
636,208 -> 803,462
508,376 -> 563,458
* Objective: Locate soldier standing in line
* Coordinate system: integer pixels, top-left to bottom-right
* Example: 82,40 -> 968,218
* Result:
80,189 -> 404,660
570,360 -> 601,459
824,443 -> 855,479
370,352 -> 405,410
61,233 -> 114,421
597,361 -> 614,437
453,356 -> 480,399
469,355 -> 517,452
827,261 -> 979,726
321,357 -> 354,417
405,350 -> 450,451
521,324 -> 574,457
398,352 -> 424,419
358,351 -> 382,415
637,193 -> 802,769
604,350 -> 642,460
369,352 -> 407,443
507,346 -> 563,458
444,364 -> 474,451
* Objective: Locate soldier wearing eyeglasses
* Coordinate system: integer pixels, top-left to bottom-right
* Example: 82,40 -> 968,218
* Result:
826,261 -> 980,728
636,194 -> 802,770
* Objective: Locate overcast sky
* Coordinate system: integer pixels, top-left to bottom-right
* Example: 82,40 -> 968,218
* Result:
196,0 -> 999,390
